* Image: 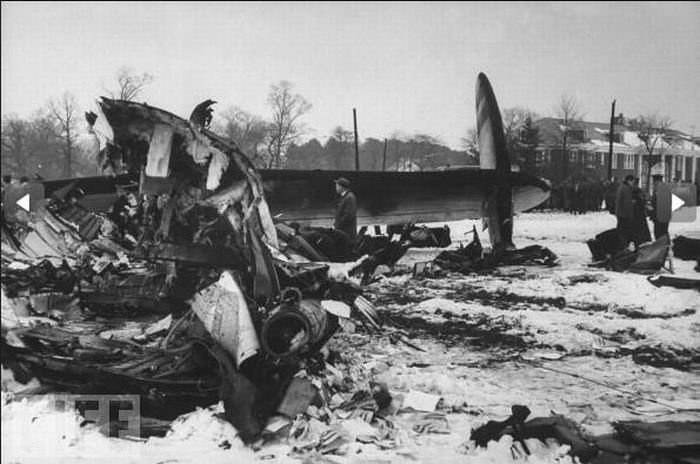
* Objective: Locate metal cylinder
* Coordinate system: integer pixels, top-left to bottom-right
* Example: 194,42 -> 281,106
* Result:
260,298 -> 328,359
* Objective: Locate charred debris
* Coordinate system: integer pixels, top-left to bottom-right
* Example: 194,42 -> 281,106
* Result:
2,98 -> 475,444
1,98 -> 389,441
586,228 -> 700,289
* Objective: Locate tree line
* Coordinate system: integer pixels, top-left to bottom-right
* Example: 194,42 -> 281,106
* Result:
210,83 -> 475,171
2,68 -> 676,181
283,132 -> 474,172
2,70 -> 476,178
1,67 -> 154,179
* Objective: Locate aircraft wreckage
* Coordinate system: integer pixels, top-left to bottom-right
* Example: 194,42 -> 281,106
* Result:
33,75 -> 551,252
2,74 -> 555,443
1,93 -> 387,441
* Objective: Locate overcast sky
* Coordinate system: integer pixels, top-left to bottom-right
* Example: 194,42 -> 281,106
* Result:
2,1 -> 699,148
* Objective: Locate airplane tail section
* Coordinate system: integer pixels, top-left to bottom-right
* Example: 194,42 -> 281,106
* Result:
476,73 -> 514,250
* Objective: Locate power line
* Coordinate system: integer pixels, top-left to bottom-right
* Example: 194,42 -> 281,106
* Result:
521,359 -> 700,415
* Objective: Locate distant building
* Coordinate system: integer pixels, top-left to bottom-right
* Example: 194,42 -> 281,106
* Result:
422,151 -> 478,171
389,159 -> 423,172
532,117 -> 699,187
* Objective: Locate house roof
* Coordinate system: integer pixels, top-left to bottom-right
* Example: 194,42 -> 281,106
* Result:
531,118 -> 700,155
535,117 -> 629,146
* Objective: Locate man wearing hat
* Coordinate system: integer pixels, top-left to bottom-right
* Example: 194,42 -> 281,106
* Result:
334,177 -> 358,247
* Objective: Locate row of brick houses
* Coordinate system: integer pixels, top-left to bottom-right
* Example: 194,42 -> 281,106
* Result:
531,117 -> 700,188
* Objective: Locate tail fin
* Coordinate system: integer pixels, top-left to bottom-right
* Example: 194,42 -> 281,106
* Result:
476,73 -> 514,250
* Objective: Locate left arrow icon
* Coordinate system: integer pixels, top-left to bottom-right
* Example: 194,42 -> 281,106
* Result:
16,193 -> 30,212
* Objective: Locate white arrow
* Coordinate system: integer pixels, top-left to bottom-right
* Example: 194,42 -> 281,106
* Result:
671,193 -> 685,212
16,193 -> 30,212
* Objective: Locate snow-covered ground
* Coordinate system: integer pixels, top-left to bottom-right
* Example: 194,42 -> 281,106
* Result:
3,210 -> 699,463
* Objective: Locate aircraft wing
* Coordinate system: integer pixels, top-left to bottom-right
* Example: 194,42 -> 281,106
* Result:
39,168 -> 549,227
262,168 -> 549,227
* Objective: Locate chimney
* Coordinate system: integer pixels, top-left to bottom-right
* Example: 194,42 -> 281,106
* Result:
617,113 -> 625,126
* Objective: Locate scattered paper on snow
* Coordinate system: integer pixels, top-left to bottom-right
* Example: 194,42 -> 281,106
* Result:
403,390 -> 441,412
321,300 -> 352,318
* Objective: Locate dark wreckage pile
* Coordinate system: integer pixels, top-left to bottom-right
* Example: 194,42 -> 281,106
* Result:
1,98 -> 380,443
3,100 -> 698,463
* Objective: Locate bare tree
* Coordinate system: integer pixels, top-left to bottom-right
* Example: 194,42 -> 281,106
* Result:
266,81 -> 312,168
385,132 -> 406,171
109,66 -> 154,101
628,114 -> 672,189
331,126 -> 353,144
1,111 -> 68,178
1,115 -> 31,174
461,126 -> 480,161
502,107 -> 539,162
502,107 -> 532,138
518,115 -> 541,175
214,106 -> 269,166
552,94 -> 584,152
408,134 -> 442,171
49,92 -> 79,177
325,126 -> 354,170
29,110 -> 63,176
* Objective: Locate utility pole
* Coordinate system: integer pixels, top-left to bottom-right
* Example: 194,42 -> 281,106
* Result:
382,138 -> 388,171
607,99 -> 616,181
353,108 -> 360,170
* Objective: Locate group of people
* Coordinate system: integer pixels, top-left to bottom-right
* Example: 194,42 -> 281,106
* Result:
332,173 -> 676,259
614,174 -> 668,249
547,178 -> 606,214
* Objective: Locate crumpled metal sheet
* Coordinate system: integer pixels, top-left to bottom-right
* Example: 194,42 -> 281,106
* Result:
145,123 -> 174,177
191,271 -> 260,368
96,98 -> 278,249
1,98 -> 382,445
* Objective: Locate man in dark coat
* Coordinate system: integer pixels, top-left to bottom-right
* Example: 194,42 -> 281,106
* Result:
631,178 -> 651,247
604,177 -> 618,214
334,177 -> 358,247
615,175 -> 635,247
649,175 -> 670,240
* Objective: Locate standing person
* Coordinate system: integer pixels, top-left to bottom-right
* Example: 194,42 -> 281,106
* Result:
572,180 -> 583,214
649,175 -> 670,240
605,176 -> 618,214
631,178 -> 651,247
561,178 -> 572,213
615,175 -> 635,247
17,176 -> 30,202
333,177 -> 358,250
